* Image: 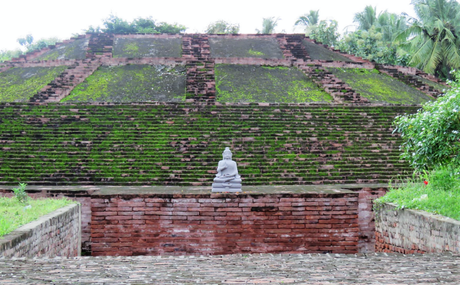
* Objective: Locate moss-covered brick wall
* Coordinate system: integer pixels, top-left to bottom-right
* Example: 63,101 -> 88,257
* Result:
209,37 -> 284,59
113,37 -> 182,58
415,75 -> 447,93
302,40 -> 353,62
215,64 -> 332,103
62,65 -> 186,102
0,66 -> 68,102
35,38 -> 89,61
330,68 -> 432,104
0,103 -> 418,186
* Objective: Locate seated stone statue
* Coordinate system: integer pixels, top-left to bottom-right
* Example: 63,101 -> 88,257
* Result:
212,147 -> 242,192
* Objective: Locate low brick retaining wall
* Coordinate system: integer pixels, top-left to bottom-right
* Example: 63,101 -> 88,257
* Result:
1,184 -> 389,254
0,203 -> 81,258
91,188 -> 359,256
375,203 -> 460,253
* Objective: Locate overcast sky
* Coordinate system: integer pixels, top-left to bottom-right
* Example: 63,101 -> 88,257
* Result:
1,0 -> 420,51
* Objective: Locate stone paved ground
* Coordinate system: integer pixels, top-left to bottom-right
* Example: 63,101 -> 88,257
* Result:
0,253 -> 459,284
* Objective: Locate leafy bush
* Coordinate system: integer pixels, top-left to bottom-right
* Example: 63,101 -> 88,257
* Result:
12,183 -> 29,204
393,69 -> 460,170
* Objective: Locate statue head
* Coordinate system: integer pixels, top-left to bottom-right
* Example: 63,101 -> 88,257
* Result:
222,147 -> 232,160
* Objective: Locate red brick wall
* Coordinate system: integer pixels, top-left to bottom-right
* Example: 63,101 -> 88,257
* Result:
90,193 -> 359,256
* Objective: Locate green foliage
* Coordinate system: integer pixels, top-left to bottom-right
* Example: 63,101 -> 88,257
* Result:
375,163 -> 460,220
0,49 -> 23,62
396,0 -> 460,78
393,69 -> 460,170
309,20 -> 340,47
295,10 -> 320,35
256,17 -> 279,34
17,34 -> 60,53
0,196 -> 75,237
87,14 -> 186,34
338,27 -> 402,65
12,183 -> 28,204
205,20 -> 239,34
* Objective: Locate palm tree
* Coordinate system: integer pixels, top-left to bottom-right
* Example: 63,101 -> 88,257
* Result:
256,17 -> 279,34
295,10 -> 320,35
377,12 -> 408,42
396,0 -> 460,77
353,6 -> 377,31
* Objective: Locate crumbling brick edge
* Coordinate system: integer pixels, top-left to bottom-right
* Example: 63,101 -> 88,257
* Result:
375,202 -> 460,254
0,203 -> 81,258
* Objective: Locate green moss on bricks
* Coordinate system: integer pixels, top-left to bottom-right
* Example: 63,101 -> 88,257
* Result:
330,68 -> 432,104
113,38 -> 182,58
0,66 -> 68,102
302,40 -> 353,62
248,49 -> 265,56
209,38 -> 284,59
215,64 -> 332,103
62,64 -> 186,102
35,38 -> 88,61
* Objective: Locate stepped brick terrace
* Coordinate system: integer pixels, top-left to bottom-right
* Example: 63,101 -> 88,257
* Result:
0,32 -> 450,261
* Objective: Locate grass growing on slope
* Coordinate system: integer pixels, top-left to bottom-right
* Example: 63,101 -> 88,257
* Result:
0,197 -> 75,237
375,164 -> 460,220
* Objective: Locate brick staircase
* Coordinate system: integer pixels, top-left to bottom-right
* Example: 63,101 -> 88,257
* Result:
183,35 -> 216,103
0,103 -> 416,186
29,60 -> 101,102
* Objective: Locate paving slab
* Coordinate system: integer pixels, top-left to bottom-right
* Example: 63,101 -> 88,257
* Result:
0,253 -> 458,284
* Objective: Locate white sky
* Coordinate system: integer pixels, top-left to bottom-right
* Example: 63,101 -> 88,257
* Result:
1,0 -> 420,51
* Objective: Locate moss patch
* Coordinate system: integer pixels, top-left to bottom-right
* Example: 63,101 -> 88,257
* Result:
35,38 -> 88,61
113,37 -> 182,58
330,68 -> 432,104
302,40 -> 352,62
209,38 -> 284,59
215,64 -> 332,103
0,66 -> 68,102
62,64 -> 186,102
414,75 -> 448,93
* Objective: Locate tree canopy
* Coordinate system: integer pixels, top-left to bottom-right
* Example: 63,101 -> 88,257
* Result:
205,20 -> 239,34
396,0 -> 460,79
86,15 -> 186,34
256,17 -> 279,34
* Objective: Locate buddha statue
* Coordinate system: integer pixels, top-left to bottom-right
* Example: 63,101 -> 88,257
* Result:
212,147 -> 242,192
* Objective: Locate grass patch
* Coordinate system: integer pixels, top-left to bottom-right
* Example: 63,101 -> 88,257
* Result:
375,165 -> 460,220
0,197 -> 75,237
